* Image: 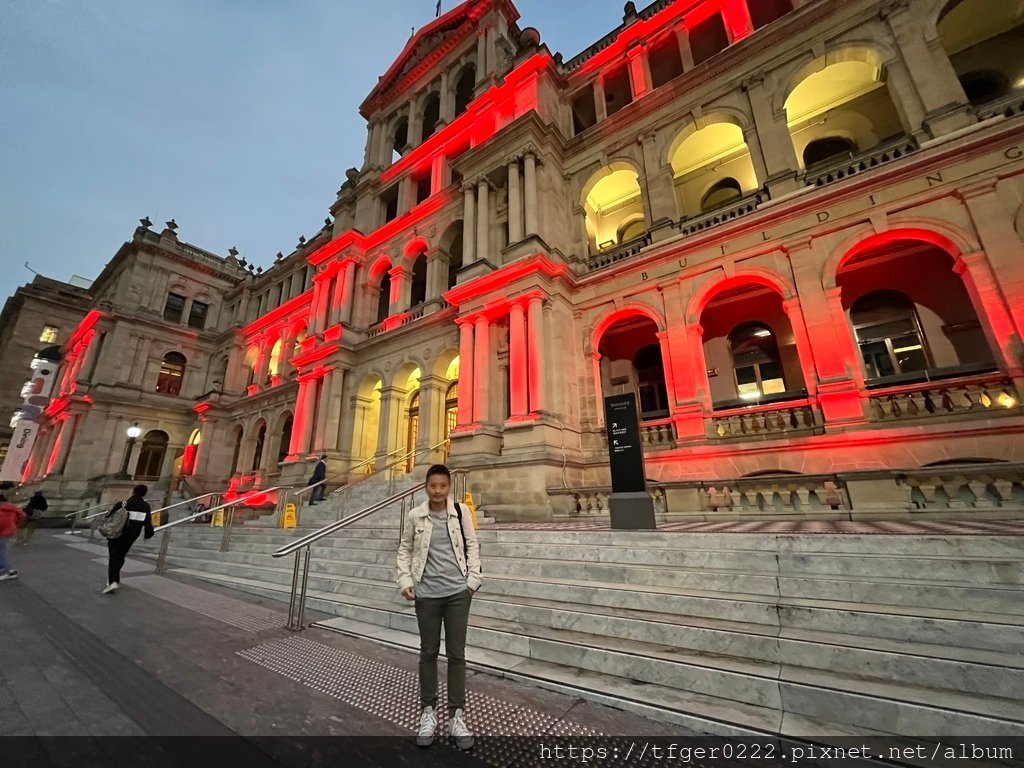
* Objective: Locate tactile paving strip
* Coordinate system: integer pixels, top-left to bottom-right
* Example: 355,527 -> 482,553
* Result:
127,574 -> 285,632
235,635 -> 685,767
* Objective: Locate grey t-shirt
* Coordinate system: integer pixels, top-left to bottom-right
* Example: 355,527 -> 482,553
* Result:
416,510 -> 467,599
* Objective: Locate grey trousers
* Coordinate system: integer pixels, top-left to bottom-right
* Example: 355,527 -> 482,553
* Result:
414,588 -> 473,713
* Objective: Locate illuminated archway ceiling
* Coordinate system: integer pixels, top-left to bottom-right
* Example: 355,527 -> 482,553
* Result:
586,169 -> 641,214
671,123 -> 746,177
938,0 -> 1024,54
445,356 -> 460,381
785,60 -> 882,124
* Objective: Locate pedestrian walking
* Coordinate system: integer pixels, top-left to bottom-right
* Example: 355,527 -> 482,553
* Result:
103,484 -> 153,594
0,494 -> 26,581
396,464 -> 481,750
308,453 -> 327,505
16,491 -> 47,545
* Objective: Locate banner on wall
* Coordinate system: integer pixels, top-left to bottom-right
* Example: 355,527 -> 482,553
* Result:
0,419 -> 39,483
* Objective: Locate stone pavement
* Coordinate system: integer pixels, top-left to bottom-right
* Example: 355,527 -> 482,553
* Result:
0,530 -> 690,768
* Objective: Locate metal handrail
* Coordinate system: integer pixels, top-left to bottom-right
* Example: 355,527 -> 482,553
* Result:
330,447 -> 407,495
274,467 -> 468,631
65,501 -> 110,518
153,486 -> 283,573
149,491 -> 221,518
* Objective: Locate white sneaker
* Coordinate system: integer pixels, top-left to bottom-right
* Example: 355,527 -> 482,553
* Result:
449,708 -> 474,751
416,706 -> 436,747
0,571 -> 17,581
102,582 -> 119,594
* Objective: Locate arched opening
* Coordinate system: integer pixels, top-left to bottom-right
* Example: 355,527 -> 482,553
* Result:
443,356 -> 459,461
244,346 -> 258,387
421,92 -> 441,141
267,338 -> 282,381
277,414 -> 293,464
700,283 -> 806,407
617,217 -> 648,244
700,177 -> 744,212
251,421 -> 267,472
784,53 -> 904,170
836,238 -> 996,384
582,166 -> 646,254
406,391 -> 420,472
669,122 -> 757,218
391,117 -> 409,163
376,272 -> 392,325
229,425 -> 243,476
729,322 -> 786,400
409,253 -> 428,307
351,378 -> 383,472
802,136 -> 859,169
292,326 -> 307,358
181,428 -> 201,476
136,430 -> 169,480
454,64 -> 476,118
937,0 -> 1023,107
156,352 -> 186,396
441,222 -> 464,290
597,314 -> 668,421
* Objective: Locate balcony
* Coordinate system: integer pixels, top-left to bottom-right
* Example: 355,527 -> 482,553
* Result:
803,137 -> 918,189
866,372 -> 1019,423
709,397 -> 821,440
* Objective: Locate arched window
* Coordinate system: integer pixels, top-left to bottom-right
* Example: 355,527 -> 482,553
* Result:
700,177 -> 743,212
292,328 -> 307,357
421,92 -> 441,142
410,254 -> 428,307
251,422 -> 267,472
156,352 -> 186,396
277,415 -> 293,463
244,347 -> 258,387
182,428 -> 201,476
406,390 -> 420,472
376,272 -> 392,325
959,70 -> 1009,105
445,228 -> 464,290
729,323 -> 786,400
229,426 -> 243,475
267,339 -> 282,380
391,118 -> 409,163
802,136 -> 858,168
617,218 -> 648,244
136,430 -> 169,479
851,291 -> 929,379
454,65 -> 476,117
633,345 -> 669,419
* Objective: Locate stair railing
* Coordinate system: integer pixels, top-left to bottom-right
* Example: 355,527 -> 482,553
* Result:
64,501 -> 112,534
273,467 -> 469,631
153,486 -> 282,573
330,439 -> 450,522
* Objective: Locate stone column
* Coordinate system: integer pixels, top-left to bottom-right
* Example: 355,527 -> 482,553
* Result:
51,414 -> 77,474
311,277 -> 326,335
722,0 -> 753,41
882,3 -> 973,136
473,314 -> 490,423
675,26 -> 695,70
75,331 -> 102,385
457,319 -> 475,426
416,374 -> 449,464
476,28 -> 487,81
782,298 -> 820,397
743,126 -> 769,189
430,153 -> 447,195
524,152 -> 538,237
954,253 -> 1024,377
313,368 -> 333,451
626,44 -> 651,99
408,97 -> 423,148
508,301 -> 528,418
375,385 -> 404,465
194,416 -> 218,479
593,76 -> 608,122
340,259 -> 357,324
462,185 -> 476,264
291,374 -> 319,457
389,264 -> 410,315
439,67 -> 453,125
507,157 -> 523,243
476,179 -> 490,261
527,294 -> 545,414
329,268 -> 345,327
590,351 -> 605,427
743,76 -> 799,189
254,339 -> 271,387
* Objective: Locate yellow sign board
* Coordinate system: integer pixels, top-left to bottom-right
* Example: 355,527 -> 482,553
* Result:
211,509 -> 225,528
461,492 -> 478,528
281,503 -> 297,529
151,512 -> 162,528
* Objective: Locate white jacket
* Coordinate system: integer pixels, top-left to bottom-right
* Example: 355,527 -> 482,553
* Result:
396,497 -> 482,594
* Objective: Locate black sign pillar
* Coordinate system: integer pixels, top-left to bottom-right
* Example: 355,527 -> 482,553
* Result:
603,393 -> 656,530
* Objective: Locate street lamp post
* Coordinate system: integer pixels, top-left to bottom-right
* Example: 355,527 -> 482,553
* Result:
119,423 -> 142,478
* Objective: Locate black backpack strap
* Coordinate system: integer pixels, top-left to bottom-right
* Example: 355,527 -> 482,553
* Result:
454,502 -> 468,561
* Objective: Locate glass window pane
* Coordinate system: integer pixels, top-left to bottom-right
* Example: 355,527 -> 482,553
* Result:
187,300 -> 208,330
163,293 -> 186,323
860,341 -> 894,378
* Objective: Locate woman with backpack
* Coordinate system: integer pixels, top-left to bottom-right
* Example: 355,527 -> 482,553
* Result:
16,491 -> 47,545
102,484 -> 153,594
0,494 -> 26,581
396,464 -> 481,751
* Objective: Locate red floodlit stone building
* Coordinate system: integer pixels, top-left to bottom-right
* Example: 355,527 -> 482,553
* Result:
20,0 -> 1024,520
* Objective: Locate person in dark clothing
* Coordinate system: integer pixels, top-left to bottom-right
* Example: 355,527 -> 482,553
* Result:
308,454 -> 327,505
17,491 -> 47,545
103,484 -> 154,594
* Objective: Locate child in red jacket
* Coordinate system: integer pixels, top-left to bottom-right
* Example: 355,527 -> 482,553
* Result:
0,494 -> 26,580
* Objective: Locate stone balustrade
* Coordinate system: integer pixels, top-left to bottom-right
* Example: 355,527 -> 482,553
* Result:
548,485 -> 666,518
709,400 -> 819,439
639,418 -> 676,449
868,376 -> 1020,422
704,475 -> 848,515
804,138 -> 917,189
898,464 -> 1024,512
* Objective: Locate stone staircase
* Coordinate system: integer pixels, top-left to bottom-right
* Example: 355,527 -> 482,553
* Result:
133,498 -> 1024,739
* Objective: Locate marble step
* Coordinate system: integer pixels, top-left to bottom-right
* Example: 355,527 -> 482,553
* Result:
161,554 -> 1024,702
170,568 -> 1024,737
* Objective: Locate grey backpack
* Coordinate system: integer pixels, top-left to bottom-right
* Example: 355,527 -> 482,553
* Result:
98,501 -> 128,539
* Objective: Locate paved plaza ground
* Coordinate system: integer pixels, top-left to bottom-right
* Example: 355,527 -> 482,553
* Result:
0,530 -> 689,767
